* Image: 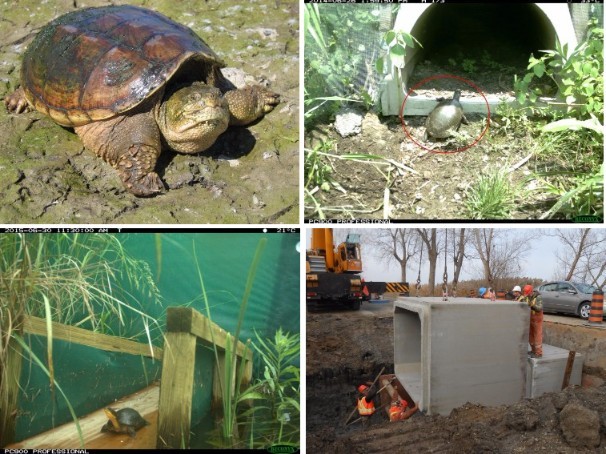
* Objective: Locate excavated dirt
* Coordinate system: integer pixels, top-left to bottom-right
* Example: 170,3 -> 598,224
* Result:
304,107 -> 550,221
0,0 -> 298,224
307,305 -> 606,453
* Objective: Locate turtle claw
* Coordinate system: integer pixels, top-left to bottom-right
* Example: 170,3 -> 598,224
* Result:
116,144 -> 164,197
4,87 -> 30,114
126,172 -> 165,197
225,85 -> 280,126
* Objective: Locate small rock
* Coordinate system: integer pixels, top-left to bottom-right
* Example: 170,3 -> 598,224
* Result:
559,402 -> 601,449
334,108 -> 363,138
504,402 -> 539,431
453,193 -> 461,201
423,171 -> 432,180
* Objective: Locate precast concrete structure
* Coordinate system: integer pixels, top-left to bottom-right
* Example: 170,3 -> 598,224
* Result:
526,345 -> 583,398
394,297 -> 530,416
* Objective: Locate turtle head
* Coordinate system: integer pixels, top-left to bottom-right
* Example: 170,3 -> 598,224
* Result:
103,407 -> 121,431
158,82 -> 230,154
452,90 -> 462,102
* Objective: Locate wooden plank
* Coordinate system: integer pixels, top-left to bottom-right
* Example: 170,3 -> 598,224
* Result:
156,332 -> 196,449
23,315 -> 163,360
166,308 -> 252,361
6,384 -> 159,449
561,350 -> 576,390
0,337 -> 23,447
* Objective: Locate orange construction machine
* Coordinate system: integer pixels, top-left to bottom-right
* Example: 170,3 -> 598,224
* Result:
306,228 -> 364,310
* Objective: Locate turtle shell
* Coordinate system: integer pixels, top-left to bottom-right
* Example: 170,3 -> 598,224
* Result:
21,5 -> 224,127
102,407 -> 149,434
425,96 -> 465,139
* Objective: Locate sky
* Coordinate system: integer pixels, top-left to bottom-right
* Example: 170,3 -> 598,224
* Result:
306,228 -> 570,284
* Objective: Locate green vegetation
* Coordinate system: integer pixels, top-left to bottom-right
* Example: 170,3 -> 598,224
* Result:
304,4 -> 385,126
465,169 -> 517,219
238,329 -> 300,449
195,238 -> 300,449
485,17 -> 604,220
0,234 -> 161,447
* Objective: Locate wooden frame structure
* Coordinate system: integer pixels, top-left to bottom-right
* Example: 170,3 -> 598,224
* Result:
2,307 -> 252,449
157,307 -> 253,448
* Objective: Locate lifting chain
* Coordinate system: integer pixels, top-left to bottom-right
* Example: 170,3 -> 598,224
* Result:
416,242 -> 423,297
442,230 -> 448,301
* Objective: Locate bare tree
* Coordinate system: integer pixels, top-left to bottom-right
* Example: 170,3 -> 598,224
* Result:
417,228 -> 441,295
450,228 -> 467,295
551,229 -> 606,282
369,229 -> 420,282
472,229 -> 533,288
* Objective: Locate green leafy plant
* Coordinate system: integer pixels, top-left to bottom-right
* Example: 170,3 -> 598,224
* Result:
304,141 -> 336,192
514,18 -> 603,119
238,329 -> 300,449
461,58 -> 477,74
375,29 -> 421,75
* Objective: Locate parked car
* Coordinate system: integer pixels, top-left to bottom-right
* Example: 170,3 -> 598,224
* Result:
537,281 -> 598,319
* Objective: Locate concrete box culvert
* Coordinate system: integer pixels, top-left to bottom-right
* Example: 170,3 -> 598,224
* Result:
394,297 -> 530,416
380,3 -> 578,116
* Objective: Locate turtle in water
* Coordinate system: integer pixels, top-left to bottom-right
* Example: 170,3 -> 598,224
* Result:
4,5 -> 279,196
424,90 -> 469,140
101,407 -> 149,438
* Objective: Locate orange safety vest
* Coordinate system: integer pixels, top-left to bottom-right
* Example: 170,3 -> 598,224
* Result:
357,397 -> 375,416
388,399 -> 408,421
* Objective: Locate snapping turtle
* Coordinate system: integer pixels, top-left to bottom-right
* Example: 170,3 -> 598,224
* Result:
4,5 -> 279,196
101,407 -> 149,437
424,90 -> 468,140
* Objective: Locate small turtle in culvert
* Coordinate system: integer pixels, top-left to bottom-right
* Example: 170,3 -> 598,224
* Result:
101,407 -> 150,438
424,90 -> 469,140
4,5 -> 279,197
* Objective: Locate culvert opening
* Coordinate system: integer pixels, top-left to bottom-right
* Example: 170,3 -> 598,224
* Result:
408,4 -> 558,94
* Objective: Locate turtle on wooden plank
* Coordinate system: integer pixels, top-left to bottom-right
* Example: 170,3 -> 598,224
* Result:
4,5 -> 279,197
100,407 -> 149,438
424,90 -> 469,140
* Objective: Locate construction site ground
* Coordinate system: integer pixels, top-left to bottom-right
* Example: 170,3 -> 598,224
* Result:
307,297 -> 606,453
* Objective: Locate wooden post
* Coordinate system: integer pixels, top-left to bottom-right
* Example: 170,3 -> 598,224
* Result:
561,350 -> 576,390
0,337 -> 23,447
157,307 -> 252,448
156,332 -> 196,449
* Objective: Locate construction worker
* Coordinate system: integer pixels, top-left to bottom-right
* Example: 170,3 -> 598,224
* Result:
507,285 -> 522,300
517,284 -> 543,358
356,384 -> 377,425
483,287 -> 495,300
388,398 -> 410,422
511,285 -> 522,300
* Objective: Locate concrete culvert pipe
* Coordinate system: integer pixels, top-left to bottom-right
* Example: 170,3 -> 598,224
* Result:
380,3 -> 578,116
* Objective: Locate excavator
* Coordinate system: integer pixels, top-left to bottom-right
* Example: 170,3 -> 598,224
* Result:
306,228 -> 364,310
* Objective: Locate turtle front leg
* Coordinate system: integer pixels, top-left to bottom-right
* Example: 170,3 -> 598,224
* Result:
224,86 -> 280,126
4,87 -> 31,114
75,111 -> 165,197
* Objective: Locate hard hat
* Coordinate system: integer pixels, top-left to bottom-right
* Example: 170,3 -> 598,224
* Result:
512,285 -> 521,292
358,384 -> 368,393
479,287 -> 486,297
523,284 -> 533,296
